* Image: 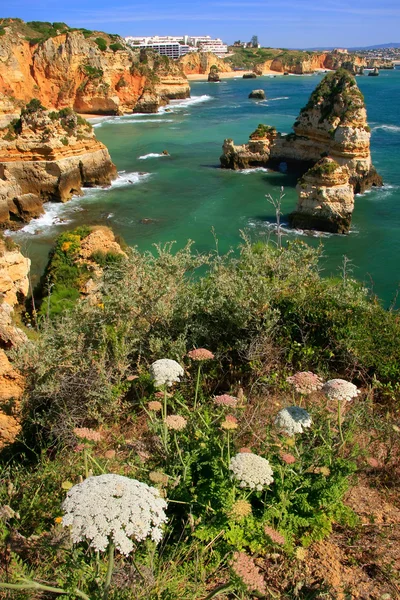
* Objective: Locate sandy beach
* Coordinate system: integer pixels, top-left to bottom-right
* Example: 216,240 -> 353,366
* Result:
186,69 -> 281,81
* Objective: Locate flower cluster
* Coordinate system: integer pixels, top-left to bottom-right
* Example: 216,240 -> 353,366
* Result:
229,499 -> 252,521
62,474 -> 167,555
286,371 -> 324,395
274,406 -> 312,436
264,525 -> 285,545
165,415 -> 187,431
187,348 -> 214,361
221,414 -> 238,430
231,552 -> 266,595
322,379 -> 360,402
214,394 -> 238,408
73,428 -> 102,442
229,452 -> 274,491
149,359 -> 184,387
280,452 -> 296,464
148,401 -> 162,412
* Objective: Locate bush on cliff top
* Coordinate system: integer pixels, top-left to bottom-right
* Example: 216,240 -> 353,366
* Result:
15,232 -> 400,444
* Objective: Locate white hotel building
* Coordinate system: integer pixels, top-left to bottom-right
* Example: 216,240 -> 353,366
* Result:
125,35 -> 228,59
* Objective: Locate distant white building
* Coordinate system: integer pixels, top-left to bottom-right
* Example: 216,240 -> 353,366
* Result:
125,34 -> 228,59
188,36 -> 228,56
125,35 -> 192,59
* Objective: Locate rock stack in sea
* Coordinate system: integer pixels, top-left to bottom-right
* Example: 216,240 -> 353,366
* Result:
0,101 -> 117,228
220,69 -> 382,233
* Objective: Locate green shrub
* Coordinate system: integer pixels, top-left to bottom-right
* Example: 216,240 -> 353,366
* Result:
81,64 -> 104,79
60,136 -> 69,146
109,42 -> 125,52
94,37 -> 107,51
21,98 -> 45,117
91,250 -> 124,267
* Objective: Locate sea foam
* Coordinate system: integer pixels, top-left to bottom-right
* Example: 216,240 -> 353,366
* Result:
13,171 -> 150,236
138,153 -> 167,160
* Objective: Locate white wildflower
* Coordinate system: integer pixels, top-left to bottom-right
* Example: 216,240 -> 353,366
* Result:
274,406 -> 312,436
229,452 -> 274,491
322,379 -> 360,402
62,474 -> 167,556
149,359 -> 184,387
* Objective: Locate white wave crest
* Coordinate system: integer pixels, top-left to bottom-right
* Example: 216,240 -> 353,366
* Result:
372,124 -> 400,133
268,96 -> 290,101
138,153 -> 167,160
237,167 -> 269,174
161,95 -> 212,112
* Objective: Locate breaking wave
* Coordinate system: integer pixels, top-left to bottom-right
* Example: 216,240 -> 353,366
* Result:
138,153 -> 167,160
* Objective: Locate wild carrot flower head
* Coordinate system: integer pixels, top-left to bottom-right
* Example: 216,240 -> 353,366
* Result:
165,415 -> 187,431
187,348 -> 215,361
280,452 -> 296,464
274,406 -> 312,436
286,371 -> 324,394
214,394 -> 238,408
229,499 -> 252,521
73,428 -> 102,442
323,379 -> 360,402
264,525 -> 285,545
149,359 -> 184,387
229,452 -> 274,491
62,474 -> 167,555
221,415 -> 238,430
231,552 -> 266,595
148,401 -> 163,412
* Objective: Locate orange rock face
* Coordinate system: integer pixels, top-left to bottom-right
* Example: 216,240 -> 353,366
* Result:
0,106 -> 117,227
179,52 -> 232,75
0,25 -> 189,116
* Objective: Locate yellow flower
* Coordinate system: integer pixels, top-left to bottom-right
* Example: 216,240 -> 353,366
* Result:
283,437 -> 295,447
61,241 -> 72,252
97,303 -> 104,310
229,499 -> 252,521
295,547 -> 308,561
55,516 -> 63,524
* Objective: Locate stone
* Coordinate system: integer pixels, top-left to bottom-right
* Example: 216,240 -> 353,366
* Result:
243,73 -> 257,79
368,68 -> 379,77
208,71 -> 220,82
249,89 -> 266,100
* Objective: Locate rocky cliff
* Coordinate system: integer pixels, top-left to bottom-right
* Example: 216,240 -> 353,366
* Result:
0,101 -> 117,228
220,70 -> 382,233
179,52 -> 232,75
0,236 -> 29,447
0,19 -> 190,116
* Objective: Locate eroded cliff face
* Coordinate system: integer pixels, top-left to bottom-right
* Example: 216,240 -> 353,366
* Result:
179,52 -> 232,75
220,70 -> 382,233
0,104 -> 117,227
0,22 -> 190,116
0,237 -> 29,447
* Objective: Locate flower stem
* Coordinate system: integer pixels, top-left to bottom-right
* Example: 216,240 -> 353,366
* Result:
0,580 -> 90,600
103,542 -> 115,600
174,433 -> 187,480
337,400 -> 344,445
194,363 -> 202,409
162,387 -> 168,454
227,432 -> 231,466
83,448 -> 89,479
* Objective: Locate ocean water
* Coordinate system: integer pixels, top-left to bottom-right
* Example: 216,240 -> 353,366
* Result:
10,69 -> 400,305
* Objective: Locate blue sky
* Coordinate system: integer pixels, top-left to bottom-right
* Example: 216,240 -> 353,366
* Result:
7,0 -> 400,47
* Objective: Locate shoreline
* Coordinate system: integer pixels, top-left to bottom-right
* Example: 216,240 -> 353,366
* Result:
186,68 -> 331,81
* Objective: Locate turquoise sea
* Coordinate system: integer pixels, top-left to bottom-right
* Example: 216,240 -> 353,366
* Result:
11,69 -> 400,305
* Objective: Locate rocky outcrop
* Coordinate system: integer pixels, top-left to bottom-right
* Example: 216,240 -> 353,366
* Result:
243,73 -> 257,79
290,158 -> 354,233
249,90 -> 266,100
220,70 -> 382,233
0,235 -> 30,353
179,52 -> 231,75
0,349 -> 24,448
221,125 -> 277,170
0,103 -> 117,227
368,68 -> 379,77
0,20 -> 190,116
208,70 -> 220,82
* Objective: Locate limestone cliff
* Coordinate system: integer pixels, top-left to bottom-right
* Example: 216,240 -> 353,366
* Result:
0,19 -> 190,116
0,102 -> 117,227
179,52 -> 231,75
220,70 -> 382,233
220,124 -> 278,169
